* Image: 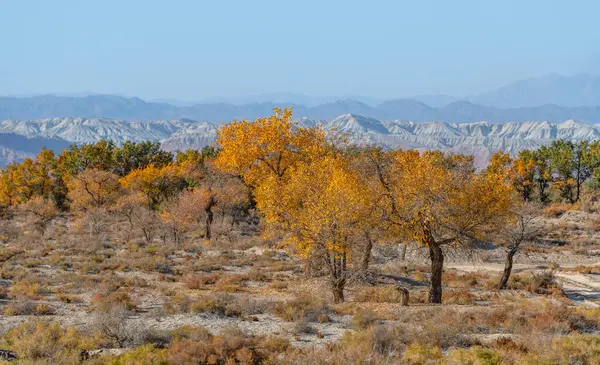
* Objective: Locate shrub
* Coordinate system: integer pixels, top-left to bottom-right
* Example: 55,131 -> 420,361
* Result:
189,293 -> 242,317
8,280 -> 46,300
163,294 -> 192,314
443,289 -> 477,305
2,321 -> 95,363
273,294 -> 329,322
106,344 -> 167,365
183,272 -> 219,289
542,203 -> 579,218
3,301 -> 36,315
402,343 -> 443,364
355,285 -> 403,303
447,346 -> 504,365
93,290 -> 137,311
93,304 -> 142,347
352,308 -> 380,329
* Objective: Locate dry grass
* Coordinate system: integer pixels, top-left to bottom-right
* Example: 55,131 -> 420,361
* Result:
0,204 -> 600,364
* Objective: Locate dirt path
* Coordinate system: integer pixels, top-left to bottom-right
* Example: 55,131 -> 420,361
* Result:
447,263 -> 600,307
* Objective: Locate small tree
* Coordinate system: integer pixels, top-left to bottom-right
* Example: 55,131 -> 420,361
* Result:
67,168 -> 122,212
119,164 -> 186,209
159,189 -> 206,246
378,150 -> 516,303
257,154 -> 373,303
67,168 -> 123,236
20,196 -> 59,235
496,204 -> 544,289
111,192 -> 149,242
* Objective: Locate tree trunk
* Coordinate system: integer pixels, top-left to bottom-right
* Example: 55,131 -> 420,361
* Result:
304,257 -> 311,278
396,286 -> 409,306
205,209 -> 213,240
498,247 -> 518,290
400,243 -> 408,261
428,241 -> 444,304
361,232 -> 373,270
328,250 -> 347,303
332,281 -> 345,304
204,195 -> 216,240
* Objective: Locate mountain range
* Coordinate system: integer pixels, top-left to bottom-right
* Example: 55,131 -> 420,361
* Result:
4,95 -> 600,125
3,74 -> 600,123
2,73 -> 600,167
2,114 -> 600,168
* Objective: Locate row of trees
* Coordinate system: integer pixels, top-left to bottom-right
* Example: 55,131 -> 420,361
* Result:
0,141 -> 249,243
512,140 -> 600,204
2,108 -> 578,304
215,108 -> 517,303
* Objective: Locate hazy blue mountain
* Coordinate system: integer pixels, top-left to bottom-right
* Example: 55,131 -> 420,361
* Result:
3,93 -> 600,123
199,93 -> 383,107
411,94 -> 458,107
468,74 -> 600,108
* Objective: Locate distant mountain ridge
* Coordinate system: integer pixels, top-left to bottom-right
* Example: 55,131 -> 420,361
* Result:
467,74 -> 600,108
1,114 -> 600,168
3,93 -> 600,124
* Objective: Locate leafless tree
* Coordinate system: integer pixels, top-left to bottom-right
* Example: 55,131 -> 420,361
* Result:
495,204 -> 545,290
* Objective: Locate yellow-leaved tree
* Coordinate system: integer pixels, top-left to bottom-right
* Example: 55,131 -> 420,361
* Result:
118,164 -> 185,209
258,154 -> 372,302
378,150 -> 516,303
217,108 -> 374,302
215,107 -> 327,187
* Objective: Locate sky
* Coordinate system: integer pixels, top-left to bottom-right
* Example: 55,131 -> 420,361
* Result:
1,0 -> 599,100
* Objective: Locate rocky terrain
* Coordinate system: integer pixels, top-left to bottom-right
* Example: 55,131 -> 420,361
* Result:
2,115 -> 600,167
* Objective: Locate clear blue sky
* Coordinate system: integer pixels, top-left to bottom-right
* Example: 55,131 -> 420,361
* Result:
1,0 -> 599,100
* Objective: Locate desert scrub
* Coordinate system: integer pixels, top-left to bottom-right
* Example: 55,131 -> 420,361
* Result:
447,346 -> 504,365
354,285 -> 403,303
508,270 -> 564,296
1,321 -> 97,363
189,293 -> 243,317
8,279 -> 47,300
351,308 -> 380,329
443,289 -> 477,305
273,294 -> 329,322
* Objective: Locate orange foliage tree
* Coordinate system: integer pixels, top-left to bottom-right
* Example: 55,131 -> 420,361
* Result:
118,164 -> 186,209
66,169 -> 122,212
377,150 -> 516,303
216,108 -> 373,302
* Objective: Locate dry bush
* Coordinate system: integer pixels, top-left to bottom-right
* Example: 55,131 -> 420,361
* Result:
189,293 -> 243,317
93,304 -> 142,348
3,301 -> 37,315
163,293 -> 192,314
402,343 -> 444,364
8,279 -> 47,300
92,290 -> 138,312
20,196 -> 59,235
269,280 -> 288,290
567,265 -> 600,274
215,273 -> 248,292
446,346 -> 503,364
542,203 -> 580,218
443,271 -> 487,289
183,272 -> 220,289
351,308 -> 380,329
273,294 -> 329,322
1,321 -> 95,364
56,291 -> 83,304
354,285 -> 403,303
442,289 -> 477,305
508,270 -> 563,296
165,326 -> 289,365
